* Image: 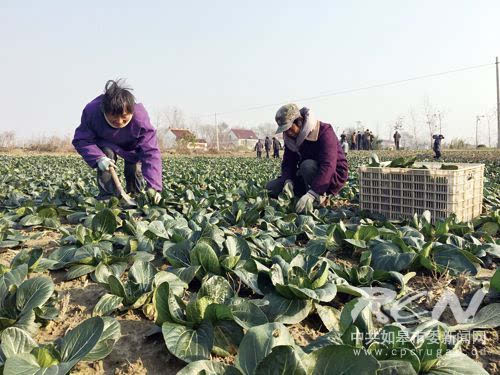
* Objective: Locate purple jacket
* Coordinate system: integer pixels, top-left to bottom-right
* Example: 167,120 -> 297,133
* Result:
72,95 -> 163,191
281,122 -> 348,195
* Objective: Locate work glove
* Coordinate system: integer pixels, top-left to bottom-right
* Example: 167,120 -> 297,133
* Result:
295,190 -> 318,213
97,157 -> 116,171
283,179 -> 294,197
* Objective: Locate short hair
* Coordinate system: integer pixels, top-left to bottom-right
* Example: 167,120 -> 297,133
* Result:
102,79 -> 135,116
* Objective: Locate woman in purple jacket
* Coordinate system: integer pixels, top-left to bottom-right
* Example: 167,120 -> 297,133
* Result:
266,104 -> 348,213
72,80 -> 162,200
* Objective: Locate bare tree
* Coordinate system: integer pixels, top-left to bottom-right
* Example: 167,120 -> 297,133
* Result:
423,96 -> 439,148
164,106 -> 186,129
151,110 -> 165,129
394,116 -> 404,131
386,122 -> 393,142
152,106 -> 187,128
408,108 -> 420,149
152,106 -> 189,150
375,122 -> 381,139
485,107 -> 497,147
198,124 -> 217,146
0,131 -> 16,149
400,131 -> 414,149
253,122 -> 276,139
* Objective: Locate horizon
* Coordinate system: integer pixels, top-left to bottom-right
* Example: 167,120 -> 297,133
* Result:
1,1 -> 499,146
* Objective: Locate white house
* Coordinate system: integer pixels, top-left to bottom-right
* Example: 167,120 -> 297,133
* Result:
227,128 -> 259,149
162,128 -> 207,150
191,139 -> 208,151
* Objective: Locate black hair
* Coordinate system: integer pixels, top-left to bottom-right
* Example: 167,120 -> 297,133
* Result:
102,79 -> 135,116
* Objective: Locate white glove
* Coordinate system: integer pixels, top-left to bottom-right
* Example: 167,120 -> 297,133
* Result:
97,157 -> 116,171
295,190 -> 318,213
283,179 -> 294,196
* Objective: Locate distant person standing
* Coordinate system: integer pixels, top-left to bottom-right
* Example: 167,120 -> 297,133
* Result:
368,130 -> 374,150
254,139 -> 263,158
432,134 -> 444,159
340,131 -> 346,144
272,136 -> 282,158
362,129 -> 370,150
350,132 -> 357,150
264,136 -> 272,158
393,131 -> 401,150
341,140 -> 349,155
356,131 -> 362,150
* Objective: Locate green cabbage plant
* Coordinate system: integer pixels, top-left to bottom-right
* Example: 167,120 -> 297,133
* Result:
153,275 -> 267,362
0,316 -> 120,374
262,254 -> 337,324
0,264 -> 58,335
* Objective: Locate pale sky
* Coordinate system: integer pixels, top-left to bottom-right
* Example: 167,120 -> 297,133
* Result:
1,0 -> 499,145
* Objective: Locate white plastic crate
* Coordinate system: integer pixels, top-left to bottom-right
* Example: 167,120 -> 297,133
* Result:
359,162 -> 484,223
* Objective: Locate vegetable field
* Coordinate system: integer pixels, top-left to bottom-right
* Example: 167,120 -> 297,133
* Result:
0,150 -> 499,374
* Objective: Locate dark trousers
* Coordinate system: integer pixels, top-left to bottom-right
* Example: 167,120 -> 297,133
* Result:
273,150 -> 280,158
266,159 -> 318,198
433,149 -> 441,159
395,140 -> 400,150
97,147 -> 145,200
256,151 -> 262,158
265,149 -> 270,158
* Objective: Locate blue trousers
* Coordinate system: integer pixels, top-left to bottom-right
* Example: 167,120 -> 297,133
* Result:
266,159 -> 318,198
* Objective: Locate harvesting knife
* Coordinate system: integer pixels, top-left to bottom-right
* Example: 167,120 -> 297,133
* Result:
109,166 -> 137,207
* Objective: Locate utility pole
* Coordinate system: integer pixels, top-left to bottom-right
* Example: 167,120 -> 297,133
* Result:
215,113 -> 220,151
496,56 -> 500,148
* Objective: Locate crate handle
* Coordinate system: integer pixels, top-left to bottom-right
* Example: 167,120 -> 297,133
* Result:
467,172 -> 474,181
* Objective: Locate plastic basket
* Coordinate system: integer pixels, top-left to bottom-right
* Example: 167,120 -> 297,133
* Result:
359,162 -> 484,223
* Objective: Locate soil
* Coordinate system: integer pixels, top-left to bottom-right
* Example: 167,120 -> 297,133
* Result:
404,271 -> 500,373
0,248 -> 16,267
3,228 -> 185,375
3,221 -> 497,374
1,228 -> 60,267
289,317 -> 324,347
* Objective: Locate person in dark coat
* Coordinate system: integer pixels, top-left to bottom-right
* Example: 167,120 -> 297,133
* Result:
266,104 -> 349,213
362,129 -> 371,150
394,131 -> 401,150
264,136 -> 272,158
432,134 -> 444,159
356,131 -> 362,150
72,79 -> 162,200
254,139 -> 263,158
272,137 -> 282,158
340,132 -> 346,143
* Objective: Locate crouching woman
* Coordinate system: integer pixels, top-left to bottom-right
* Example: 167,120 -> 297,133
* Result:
72,79 -> 162,200
266,104 -> 348,213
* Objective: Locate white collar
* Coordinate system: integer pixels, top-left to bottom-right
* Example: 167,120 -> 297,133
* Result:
103,111 -> 132,129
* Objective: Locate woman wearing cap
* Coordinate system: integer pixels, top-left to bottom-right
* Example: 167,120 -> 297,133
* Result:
266,104 -> 348,213
72,79 -> 162,200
